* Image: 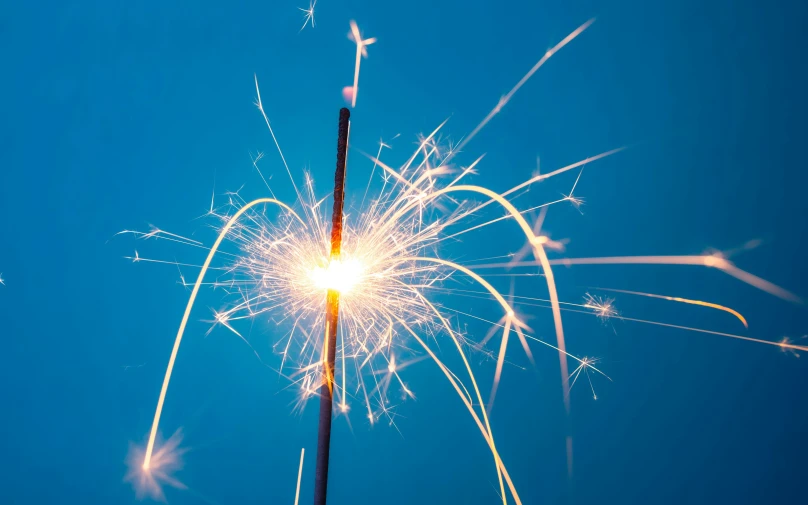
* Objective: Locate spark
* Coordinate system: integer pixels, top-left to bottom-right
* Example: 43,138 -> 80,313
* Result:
254,74 -> 302,203
125,429 -> 187,501
140,198 -> 303,469
471,254 -> 801,304
451,19 -> 595,158
361,135 -> 398,208
298,0 -> 316,32
568,356 -> 608,400
779,336 -> 805,358
348,20 -> 376,108
563,169 -> 586,211
0,273 -> 4,286
294,448 -> 305,505
207,309 -> 242,338
591,287 -> 748,328
583,293 -> 618,321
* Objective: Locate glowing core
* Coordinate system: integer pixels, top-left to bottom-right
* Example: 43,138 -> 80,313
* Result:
310,258 -> 363,293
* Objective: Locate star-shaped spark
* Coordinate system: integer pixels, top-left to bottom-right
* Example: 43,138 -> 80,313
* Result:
206,310 -> 242,338
298,0 -> 316,32
125,429 -> 188,501
562,169 -> 586,212
584,293 -> 618,321
779,336 -> 806,358
568,356 -> 611,400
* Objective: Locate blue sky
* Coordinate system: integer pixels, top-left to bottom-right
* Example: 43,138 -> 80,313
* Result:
1,1 -> 806,504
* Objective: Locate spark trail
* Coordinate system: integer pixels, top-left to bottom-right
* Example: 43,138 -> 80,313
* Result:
298,0 -> 316,32
348,20 -> 376,108
590,287 -> 749,328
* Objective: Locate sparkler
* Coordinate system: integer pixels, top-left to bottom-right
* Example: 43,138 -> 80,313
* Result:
122,17 -> 806,505
313,107 -> 350,505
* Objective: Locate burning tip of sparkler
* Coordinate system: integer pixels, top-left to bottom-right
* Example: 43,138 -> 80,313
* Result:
309,257 -> 364,294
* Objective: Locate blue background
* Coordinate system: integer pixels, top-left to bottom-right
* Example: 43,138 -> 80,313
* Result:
1,0 -> 806,504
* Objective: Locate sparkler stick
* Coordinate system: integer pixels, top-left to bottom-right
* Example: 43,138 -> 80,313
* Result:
313,107 -> 350,505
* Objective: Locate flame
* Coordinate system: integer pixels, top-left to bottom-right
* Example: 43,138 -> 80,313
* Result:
309,258 -> 364,294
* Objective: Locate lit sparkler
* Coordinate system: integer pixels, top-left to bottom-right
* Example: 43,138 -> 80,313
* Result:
313,107 -> 351,505
121,18 -> 806,505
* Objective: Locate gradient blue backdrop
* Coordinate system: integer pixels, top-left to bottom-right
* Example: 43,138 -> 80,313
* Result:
1,1 -> 806,504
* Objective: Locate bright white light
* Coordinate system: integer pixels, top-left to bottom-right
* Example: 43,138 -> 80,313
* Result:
310,258 -> 363,293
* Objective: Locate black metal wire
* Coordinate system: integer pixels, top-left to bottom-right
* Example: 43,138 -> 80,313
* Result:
313,107 -> 350,505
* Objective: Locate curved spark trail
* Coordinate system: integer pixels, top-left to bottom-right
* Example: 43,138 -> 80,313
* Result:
591,288 -> 749,328
142,199 -> 304,469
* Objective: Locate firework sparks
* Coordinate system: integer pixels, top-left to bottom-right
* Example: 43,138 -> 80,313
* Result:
347,20 -> 376,108
451,19 -> 595,158
471,254 -> 802,304
779,336 -> 805,358
568,356 -> 610,400
298,0 -> 316,32
125,429 -> 188,502
583,293 -> 618,321
590,287 -> 748,328
121,18 -> 806,505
